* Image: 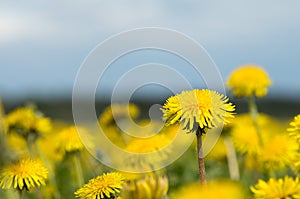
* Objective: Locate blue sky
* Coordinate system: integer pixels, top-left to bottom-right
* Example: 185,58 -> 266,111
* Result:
1,1 -> 300,101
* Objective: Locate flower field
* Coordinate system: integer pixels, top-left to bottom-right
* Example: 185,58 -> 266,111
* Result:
0,65 -> 300,198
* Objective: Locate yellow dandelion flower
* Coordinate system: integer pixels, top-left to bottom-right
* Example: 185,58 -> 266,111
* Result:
170,180 -> 246,199
251,176 -> 300,199
124,134 -> 172,169
99,104 -> 139,127
288,114 -> 300,143
121,173 -> 168,199
0,158 -> 48,191
227,65 -> 272,98
230,114 -> 281,155
56,126 -> 92,154
259,134 -> 298,170
161,89 -> 235,133
74,172 -> 125,199
4,107 -> 52,139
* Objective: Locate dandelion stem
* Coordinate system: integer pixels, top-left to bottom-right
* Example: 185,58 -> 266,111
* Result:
73,153 -> 84,187
224,136 -> 240,181
18,190 -> 23,199
248,95 -> 263,146
34,142 -> 61,199
196,128 -> 207,185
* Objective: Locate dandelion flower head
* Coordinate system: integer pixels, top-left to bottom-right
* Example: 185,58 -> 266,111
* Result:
161,89 -> 235,133
251,176 -> 300,199
0,158 -> 48,191
57,126 -> 92,154
259,134 -> 298,170
288,114 -> 300,143
230,114 -> 280,155
99,104 -> 139,127
227,65 -> 271,98
121,173 -> 168,199
4,107 -> 52,138
74,172 -> 125,199
170,180 -> 246,199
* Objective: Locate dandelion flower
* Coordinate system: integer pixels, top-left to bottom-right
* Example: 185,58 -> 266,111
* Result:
288,114 -> 300,143
121,173 -> 168,199
230,114 -> 281,155
170,180 -> 246,199
56,126 -> 93,154
251,176 -> 300,198
99,104 -> 139,127
74,172 -> 125,199
227,65 -> 272,98
124,134 -> 172,169
4,107 -> 52,139
161,89 -> 235,133
0,158 -> 48,191
259,134 -> 298,170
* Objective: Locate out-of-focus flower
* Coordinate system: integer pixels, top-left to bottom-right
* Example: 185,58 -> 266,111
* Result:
259,134 -> 298,170
226,65 -> 271,98
288,114 -> 300,143
99,104 -> 139,127
230,114 -> 281,155
161,89 -> 235,133
56,125 -> 93,155
0,158 -> 48,191
251,176 -> 300,198
170,180 -> 246,199
4,106 -> 52,140
124,134 -> 171,170
74,172 -> 125,199
121,172 -> 168,199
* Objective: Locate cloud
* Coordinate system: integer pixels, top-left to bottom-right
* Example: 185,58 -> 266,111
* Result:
0,10 -> 59,43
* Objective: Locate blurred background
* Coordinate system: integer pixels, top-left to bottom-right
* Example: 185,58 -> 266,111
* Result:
1,0 -> 299,120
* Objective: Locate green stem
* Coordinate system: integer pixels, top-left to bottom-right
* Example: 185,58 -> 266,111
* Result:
224,136 -> 240,181
248,95 -> 263,146
34,142 -> 61,199
18,190 -> 23,199
26,138 -> 34,158
196,129 -> 207,185
73,153 -> 84,187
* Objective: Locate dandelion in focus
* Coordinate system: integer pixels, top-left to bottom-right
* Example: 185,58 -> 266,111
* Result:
162,89 -> 235,132
0,158 -> 48,191
226,65 -> 272,98
162,89 -> 235,184
74,172 -> 125,199
251,176 -> 300,199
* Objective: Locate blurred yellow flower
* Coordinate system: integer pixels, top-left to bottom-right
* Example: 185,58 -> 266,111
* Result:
99,104 -> 140,127
226,65 -> 271,98
125,134 -> 171,169
170,180 -> 246,199
74,172 -> 125,199
161,89 -> 235,133
126,134 -> 171,153
121,173 -> 168,199
0,158 -> 48,191
56,126 -> 92,153
259,134 -> 298,170
288,114 -> 300,143
4,107 -> 52,139
251,176 -> 300,199
230,114 -> 281,155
